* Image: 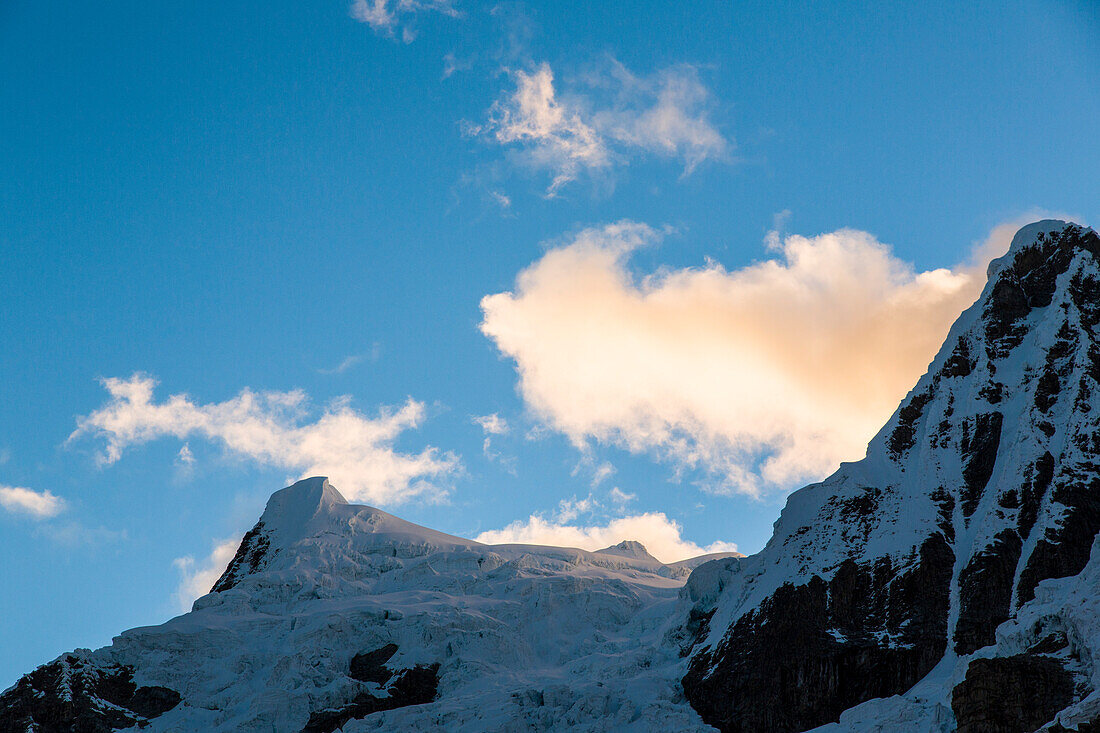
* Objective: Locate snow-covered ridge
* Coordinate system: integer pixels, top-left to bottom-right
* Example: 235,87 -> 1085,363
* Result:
2,476 -> 740,732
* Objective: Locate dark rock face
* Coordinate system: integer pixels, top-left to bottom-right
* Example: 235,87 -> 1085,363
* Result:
683,534 -> 953,733
1017,465 -> 1100,605
0,654 -> 180,732
349,643 -> 400,684
887,387 -> 933,458
960,411 -> 1003,517
211,521 -> 272,592
954,529 -> 1022,655
951,654 -> 1074,733
301,662 -> 440,733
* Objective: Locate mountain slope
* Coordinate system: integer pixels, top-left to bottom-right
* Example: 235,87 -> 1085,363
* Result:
1,477 -> 738,732
679,221 -> 1100,732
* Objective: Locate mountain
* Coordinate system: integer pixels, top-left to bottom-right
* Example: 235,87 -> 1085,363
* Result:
0,476 -> 739,732
679,220 -> 1100,732
3,220 -> 1099,732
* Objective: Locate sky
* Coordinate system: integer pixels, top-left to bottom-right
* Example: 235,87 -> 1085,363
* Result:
1,0 -> 1098,688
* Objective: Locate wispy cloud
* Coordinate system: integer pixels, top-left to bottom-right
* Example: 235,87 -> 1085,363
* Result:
350,0 -> 459,42
173,537 -> 240,611
476,509 -> 737,563
0,485 -> 65,519
481,219 -> 1013,495
317,346 -> 380,375
470,59 -> 729,195
608,487 -> 636,507
70,375 -> 460,505
37,521 -> 126,548
472,413 -> 509,435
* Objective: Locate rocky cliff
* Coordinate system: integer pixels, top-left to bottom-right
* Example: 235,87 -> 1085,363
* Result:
679,221 -> 1100,732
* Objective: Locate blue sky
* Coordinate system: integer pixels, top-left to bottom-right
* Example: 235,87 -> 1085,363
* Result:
1,0 -> 1098,687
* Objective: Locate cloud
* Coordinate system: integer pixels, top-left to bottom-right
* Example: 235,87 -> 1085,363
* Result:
350,0 -> 459,41
70,375 -> 460,505
590,461 -> 615,487
37,522 -> 126,548
472,60 -> 728,195
591,60 -> 730,176
173,538 -> 240,612
608,487 -> 636,506
475,510 -> 738,563
472,413 -> 509,435
476,63 -> 609,195
481,219 -> 1010,495
318,347 -> 381,375
0,485 -> 65,519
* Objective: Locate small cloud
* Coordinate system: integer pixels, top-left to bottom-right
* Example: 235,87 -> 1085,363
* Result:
350,0 -> 459,41
0,485 -> 65,520
473,58 -> 730,195
173,537 -> 241,612
475,509 -> 737,564
37,522 -> 126,548
554,494 -> 596,523
489,190 -> 512,209
590,461 -> 615,487
472,413 -> 510,435
318,346 -> 380,375
473,413 -> 516,472
442,52 -> 473,79
608,487 -> 636,506
70,375 -> 460,506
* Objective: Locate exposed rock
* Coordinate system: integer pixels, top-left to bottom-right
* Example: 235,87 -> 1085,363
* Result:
211,520 -> 272,592
0,653 -> 180,733
349,643 -> 399,684
301,663 -> 440,733
951,654 -> 1074,733
955,529 -> 1022,654
683,534 -> 953,733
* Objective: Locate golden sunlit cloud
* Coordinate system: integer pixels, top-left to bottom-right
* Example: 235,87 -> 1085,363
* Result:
481,219 -> 1024,495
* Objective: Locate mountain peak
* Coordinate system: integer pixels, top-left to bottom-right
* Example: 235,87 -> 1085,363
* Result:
264,476 -> 346,519
596,539 -> 657,561
987,219 -> 1097,282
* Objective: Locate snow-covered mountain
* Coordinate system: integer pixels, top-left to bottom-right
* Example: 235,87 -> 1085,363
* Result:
4,220 -> 1100,733
679,220 -> 1100,732
0,476 -> 739,732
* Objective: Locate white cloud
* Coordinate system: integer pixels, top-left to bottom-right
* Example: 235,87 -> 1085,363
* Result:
479,63 -> 609,195
70,375 -> 460,505
590,461 -> 615,487
0,485 -> 65,519
608,487 -> 636,506
350,0 -> 458,41
173,537 -> 240,612
474,60 -> 728,195
481,219 -> 1010,495
472,413 -> 509,435
475,511 -> 738,564
591,61 -> 729,175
